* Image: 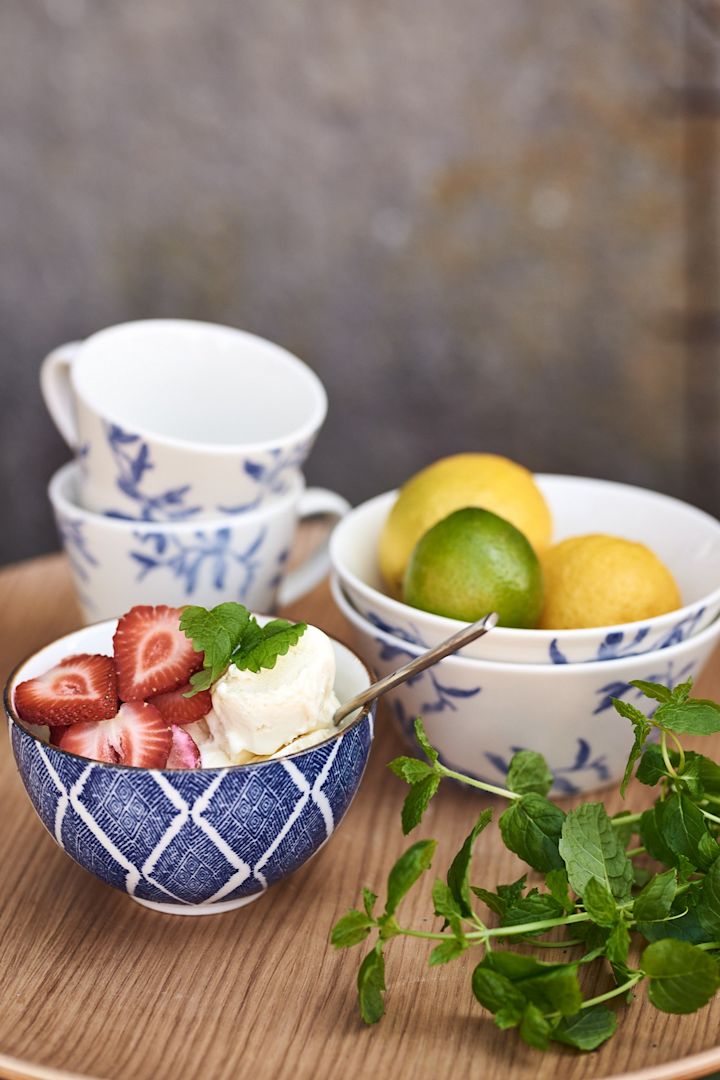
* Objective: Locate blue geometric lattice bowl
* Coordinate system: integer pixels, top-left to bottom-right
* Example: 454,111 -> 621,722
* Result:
5,620 -> 374,916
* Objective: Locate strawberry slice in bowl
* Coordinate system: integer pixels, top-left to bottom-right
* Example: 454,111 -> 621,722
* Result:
15,653 -> 118,727
149,683 -> 212,726
166,725 -> 201,769
57,701 -> 172,768
114,605 -> 203,701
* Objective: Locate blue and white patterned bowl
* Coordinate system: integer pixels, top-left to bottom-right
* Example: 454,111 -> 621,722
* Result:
331,477 -> 720,664
5,620 -> 374,916
332,573 -> 720,797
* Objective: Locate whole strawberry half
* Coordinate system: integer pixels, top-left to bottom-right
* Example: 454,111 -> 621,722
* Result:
15,654 -> 118,727
113,605 -> 203,701
57,701 -> 172,767
149,683 -> 212,726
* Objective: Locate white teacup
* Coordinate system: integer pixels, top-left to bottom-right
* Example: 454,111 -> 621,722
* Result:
49,462 -> 349,623
41,320 -> 328,520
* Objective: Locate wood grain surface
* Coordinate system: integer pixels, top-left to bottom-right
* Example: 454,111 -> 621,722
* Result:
1,552 -> 719,1080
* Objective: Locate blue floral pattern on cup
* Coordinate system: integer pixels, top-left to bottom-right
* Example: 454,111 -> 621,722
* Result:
549,608 -> 706,665
217,438 -> 315,515
130,526 -> 267,597
104,422 -> 202,522
593,658 -> 697,714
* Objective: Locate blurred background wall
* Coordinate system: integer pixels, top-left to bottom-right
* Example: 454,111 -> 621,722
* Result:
1,0 -> 719,565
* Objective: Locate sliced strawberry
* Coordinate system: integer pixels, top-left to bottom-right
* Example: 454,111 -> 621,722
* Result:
113,605 -> 203,701
57,701 -> 172,768
49,726 -> 64,746
15,654 -> 118,727
148,684 -> 212,726
166,725 -> 201,769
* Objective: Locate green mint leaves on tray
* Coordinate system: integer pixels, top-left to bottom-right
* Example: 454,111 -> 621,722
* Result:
179,602 -> 307,694
331,679 -> 720,1052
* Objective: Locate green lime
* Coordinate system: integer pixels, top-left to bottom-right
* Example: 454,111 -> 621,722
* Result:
402,507 -> 544,628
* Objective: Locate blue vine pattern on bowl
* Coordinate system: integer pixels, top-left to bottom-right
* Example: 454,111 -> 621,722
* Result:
218,439 -> 314,515
367,611 -> 482,713
593,658 -> 697,715
391,699 -> 605,797
130,526 -> 267,598
55,516 -> 98,583
549,608 -> 706,664
103,422 -> 202,522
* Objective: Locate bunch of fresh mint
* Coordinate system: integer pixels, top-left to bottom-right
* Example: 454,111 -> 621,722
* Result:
331,679 -> 720,1051
180,603 -> 307,694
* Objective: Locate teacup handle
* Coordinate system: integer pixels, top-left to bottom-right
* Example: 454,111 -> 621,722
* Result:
40,341 -> 83,448
277,488 -> 351,607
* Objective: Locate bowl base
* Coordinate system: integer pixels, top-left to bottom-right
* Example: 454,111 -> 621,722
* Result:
131,892 -> 264,917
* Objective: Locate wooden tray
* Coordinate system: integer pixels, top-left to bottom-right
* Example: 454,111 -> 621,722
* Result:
1,553 -> 719,1080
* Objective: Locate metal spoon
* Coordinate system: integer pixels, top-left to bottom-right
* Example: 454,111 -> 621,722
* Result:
333,611 -> 499,726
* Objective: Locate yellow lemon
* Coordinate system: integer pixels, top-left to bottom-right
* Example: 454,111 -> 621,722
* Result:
378,454 -> 552,595
540,534 -> 681,630
403,508 -> 544,628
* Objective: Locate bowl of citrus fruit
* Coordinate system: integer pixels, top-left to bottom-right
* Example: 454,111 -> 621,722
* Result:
329,455 -> 720,794
330,455 -> 720,664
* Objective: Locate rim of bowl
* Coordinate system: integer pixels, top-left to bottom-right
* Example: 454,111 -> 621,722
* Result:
330,479 -> 720,641
4,619 -> 375,773
49,461 -> 306,530
71,319 -> 328,455
331,571 -> 720,675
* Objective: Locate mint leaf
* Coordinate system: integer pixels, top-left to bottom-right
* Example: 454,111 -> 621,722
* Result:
630,679 -> 673,704
506,750 -> 553,797
180,602 -> 253,691
545,868 -> 575,914
471,967 -> 525,1026
499,795 -> 565,873
363,888 -> 378,919
331,909 -> 375,948
387,757 -> 435,784
582,878 -> 618,928
413,716 -> 438,765
357,943 -> 386,1024
429,936 -> 467,966
447,809 -> 493,917
231,617 -> 307,673
657,793 -> 717,871
612,697 -> 652,796
698,858 -> 720,938
638,891 -> 711,945
384,840 -> 436,916
606,922 -> 631,967
639,805 -> 677,866
642,939 -> 720,1013
636,744 -> 673,787
654,698 -> 720,736
400,774 -> 441,835
432,880 -> 464,922
480,953 -> 583,1016
559,803 -> 634,901
501,892 -> 564,931
633,869 -> 677,924
552,1004 -> 618,1050
519,1003 -> 552,1050
680,752 -> 720,798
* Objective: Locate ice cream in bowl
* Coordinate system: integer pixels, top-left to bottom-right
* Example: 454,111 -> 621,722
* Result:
5,603 -> 375,915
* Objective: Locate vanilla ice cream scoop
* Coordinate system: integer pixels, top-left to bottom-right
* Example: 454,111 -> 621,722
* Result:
206,624 -> 340,761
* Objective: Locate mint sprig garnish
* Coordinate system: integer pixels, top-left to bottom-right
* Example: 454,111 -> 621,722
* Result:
179,603 -> 307,695
331,684 -> 720,1051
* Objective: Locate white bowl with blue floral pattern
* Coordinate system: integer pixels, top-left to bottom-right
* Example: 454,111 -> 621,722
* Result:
330,477 -> 720,665
6,620 -> 374,916
331,573 -> 720,796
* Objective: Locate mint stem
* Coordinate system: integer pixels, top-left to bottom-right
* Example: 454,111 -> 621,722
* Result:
437,765 -> 521,801
580,973 -> 643,1009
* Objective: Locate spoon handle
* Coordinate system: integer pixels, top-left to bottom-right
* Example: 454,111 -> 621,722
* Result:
333,611 -> 499,726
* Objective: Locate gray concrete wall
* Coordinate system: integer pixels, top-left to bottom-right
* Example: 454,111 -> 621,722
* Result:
1,0 -> 713,565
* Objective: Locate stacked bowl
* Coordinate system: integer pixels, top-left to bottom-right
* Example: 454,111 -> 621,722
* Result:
330,475 -> 720,795
41,319 -> 349,622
